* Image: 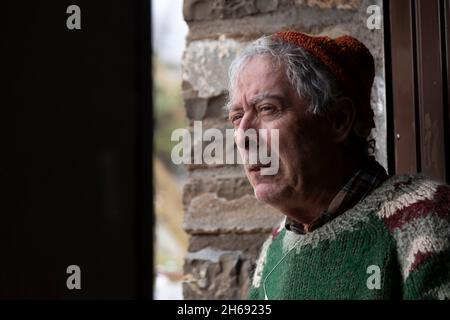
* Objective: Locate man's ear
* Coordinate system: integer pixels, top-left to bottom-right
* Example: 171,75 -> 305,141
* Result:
326,97 -> 355,143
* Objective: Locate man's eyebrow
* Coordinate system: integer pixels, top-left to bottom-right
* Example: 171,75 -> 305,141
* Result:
226,102 -> 241,113
227,92 -> 285,113
248,92 -> 284,106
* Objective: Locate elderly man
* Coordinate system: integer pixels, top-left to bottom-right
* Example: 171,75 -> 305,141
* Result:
227,31 -> 450,299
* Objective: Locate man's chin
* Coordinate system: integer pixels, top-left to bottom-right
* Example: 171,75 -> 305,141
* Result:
253,183 -> 282,203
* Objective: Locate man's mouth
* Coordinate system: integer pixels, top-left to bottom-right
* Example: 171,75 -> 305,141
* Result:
247,164 -> 271,172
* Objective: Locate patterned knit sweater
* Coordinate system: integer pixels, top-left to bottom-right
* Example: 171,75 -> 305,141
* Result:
248,175 -> 450,300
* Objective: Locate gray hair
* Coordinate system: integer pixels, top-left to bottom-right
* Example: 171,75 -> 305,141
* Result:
227,35 -> 344,114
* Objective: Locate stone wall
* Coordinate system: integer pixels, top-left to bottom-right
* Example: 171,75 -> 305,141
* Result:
181,0 -> 385,299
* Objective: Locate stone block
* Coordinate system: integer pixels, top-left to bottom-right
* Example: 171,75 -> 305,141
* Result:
183,247 -> 255,299
182,38 -> 247,98
184,0 -> 291,22
295,0 -> 361,10
183,193 -> 283,234
179,119 -> 243,171
183,248 -> 241,299
188,233 -> 270,254
184,94 -> 228,121
185,5 -> 357,41
183,174 -> 254,207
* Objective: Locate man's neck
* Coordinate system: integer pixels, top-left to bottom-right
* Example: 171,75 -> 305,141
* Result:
281,153 -> 362,226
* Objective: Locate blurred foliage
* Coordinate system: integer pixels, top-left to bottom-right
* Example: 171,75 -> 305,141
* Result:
154,156 -> 188,268
153,55 -> 188,271
154,56 -> 188,170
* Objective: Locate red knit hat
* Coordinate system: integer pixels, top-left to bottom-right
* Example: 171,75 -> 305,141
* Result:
273,31 -> 375,138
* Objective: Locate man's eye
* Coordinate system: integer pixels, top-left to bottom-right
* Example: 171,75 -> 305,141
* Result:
258,105 -> 275,113
230,114 -> 243,124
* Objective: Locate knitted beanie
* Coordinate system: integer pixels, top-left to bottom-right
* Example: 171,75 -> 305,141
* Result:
273,31 -> 375,138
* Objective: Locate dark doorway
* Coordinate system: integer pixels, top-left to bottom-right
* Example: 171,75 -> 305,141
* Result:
0,1 -> 153,299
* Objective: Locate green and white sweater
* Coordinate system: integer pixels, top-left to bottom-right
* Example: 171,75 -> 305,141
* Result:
248,175 -> 450,300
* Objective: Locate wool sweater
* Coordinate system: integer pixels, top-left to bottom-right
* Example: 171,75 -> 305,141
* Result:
248,175 -> 450,300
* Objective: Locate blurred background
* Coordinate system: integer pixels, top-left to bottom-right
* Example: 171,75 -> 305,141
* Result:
152,0 -> 189,300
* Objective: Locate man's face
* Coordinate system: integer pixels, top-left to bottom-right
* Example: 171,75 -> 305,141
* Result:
228,55 -> 335,210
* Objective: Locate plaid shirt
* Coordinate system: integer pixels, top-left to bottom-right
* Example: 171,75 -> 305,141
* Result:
285,156 -> 388,234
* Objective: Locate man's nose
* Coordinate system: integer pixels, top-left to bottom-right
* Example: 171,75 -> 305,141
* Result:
235,114 -> 258,151
239,112 -> 255,131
